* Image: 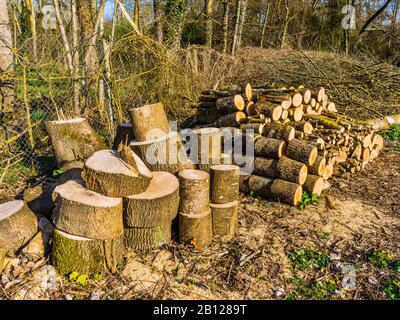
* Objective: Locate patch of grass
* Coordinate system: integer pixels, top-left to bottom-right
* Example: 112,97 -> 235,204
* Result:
367,250 -> 400,273
299,192 -> 319,210
383,278 -> 400,300
0,162 -> 33,185
289,276 -> 337,300
381,124 -> 400,141
289,248 -> 331,271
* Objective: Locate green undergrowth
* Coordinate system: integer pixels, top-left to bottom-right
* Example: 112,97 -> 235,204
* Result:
381,124 -> 400,141
299,192 -> 319,210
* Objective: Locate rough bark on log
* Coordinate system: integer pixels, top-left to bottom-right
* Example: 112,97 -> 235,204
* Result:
262,122 -> 295,141
254,137 -> 286,159
255,101 -> 282,121
276,156 -> 308,185
51,229 -> 124,275
303,174 -> 324,196
83,150 -> 153,197
46,118 -> 106,166
53,180 -> 123,240
210,165 -> 240,204
254,157 -> 278,178
124,223 -> 172,250
286,138 -> 318,166
0,200 -> 38,255
246,101 -> 257,116
179,210 -> 212,250
178,170 -> 210,215
248,175 -> 274,198
257,94 -> 292,110
365,114 -> 400,130
308,155 -> 326,176
211,201 -> 238,240
216,112 -> 246,127
129,103 -> 170,141
193,128 -> 222,162
216,95 -> 245,114
113,123 -> 135,150
130,132 -> 194,174
269,179 -> 303,206
196,108 -> 224,125
123,172 -> 179,228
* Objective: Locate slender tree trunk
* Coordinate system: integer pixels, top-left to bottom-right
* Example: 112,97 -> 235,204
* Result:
153,0 -> 163,42
0,0 -> 14,112
222,0 -> 230,54
237,0 -> 247,49
232,0 -> 242,55
281,0 -> 290,49
134,0 -> 140,31
260,1 -> 270,48
26,0 -> 37,62
205,0 -> 214,47
71,0 -> 81,115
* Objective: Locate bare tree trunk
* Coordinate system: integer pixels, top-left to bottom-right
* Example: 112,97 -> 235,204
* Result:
0,0 -> 14,112
237,0 -> 248,48
260,0 -> 270,48
222,0 -> 230,54
134,0 -> 140,31
281,0 -> 290,49
26,0 -> 37,62
153,0 -> 163,42
205,0 -> 214,47
71,0 -> 81,115
232,0 -> 242,55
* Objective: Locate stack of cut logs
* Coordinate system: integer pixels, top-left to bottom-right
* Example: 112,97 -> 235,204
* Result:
190,83 -> 384,206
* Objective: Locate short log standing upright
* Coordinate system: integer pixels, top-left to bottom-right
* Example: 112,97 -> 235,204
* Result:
178,170 -> 213,250
209,165 -> 240,240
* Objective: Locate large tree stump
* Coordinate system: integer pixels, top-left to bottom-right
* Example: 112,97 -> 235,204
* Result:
46,118 -> 106,166
113,123 -> 135,150
129,102 -> 170,141
178,170 -> 210,215
0,200 -> 38,255
124,172 -> 179,228
303,174 -> 324,196
286,138 -> 318,166
83,149 -> 153,197
130,132 -> 194,174
269,179 -> 303,206
211,202 -> 238,240
124,223 -> 172,250
254,137 -> 286,159
179,210 -> 212,250
53,180 -> 123,240
210,165 -> 240,204
51,229 -> 124,275
262,122 -> 295,141
276,156 -> 308,185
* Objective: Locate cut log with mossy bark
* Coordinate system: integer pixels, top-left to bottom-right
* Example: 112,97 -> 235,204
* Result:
130,132 -> 194,174
53,180 -> 123,240
51,229 -> 124,275
46,118 -> 106,166
276,156 -> 308,185
255,101 -> 282,122
256,94 -> 292,110
254,137 -> 286,159
269,179 -> 303,206
113,123 -> 135,150
83,149 -> 153,197
254,157 -> 278,178
262,122 -> 295,141
216,95 -> 245,114
129,102 -> 171,141
308,155 -> 326,176
124,223 -> 172,250
178,170 -> 210,215
286,138 -> 318,166
216,112 -> 247,127
123,172 -> 179,228
303,174 -> 324,196
211,201 -> 238,240
179,210 -> 212,250
0,200 -> 38,255
210,165 -> 240,204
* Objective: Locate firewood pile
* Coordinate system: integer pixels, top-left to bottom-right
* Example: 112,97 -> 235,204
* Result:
188,83 -> 384,206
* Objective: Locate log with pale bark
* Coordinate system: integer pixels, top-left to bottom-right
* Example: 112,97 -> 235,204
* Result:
0,200 -> 38,255
83,149 -> 153,197
124,223 -> 172,250
129,102 -> 170,141
210,165 -> 240,204
123,172 -> 179,228
53,180 -> 123,240
130,132 -> 194,174
211,201 -> 238,240
46,118 -> 106,166
51,229 -> 124,275
178,170 -> 210,215
179,210 -> 212,250
193,128 -> 222,161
